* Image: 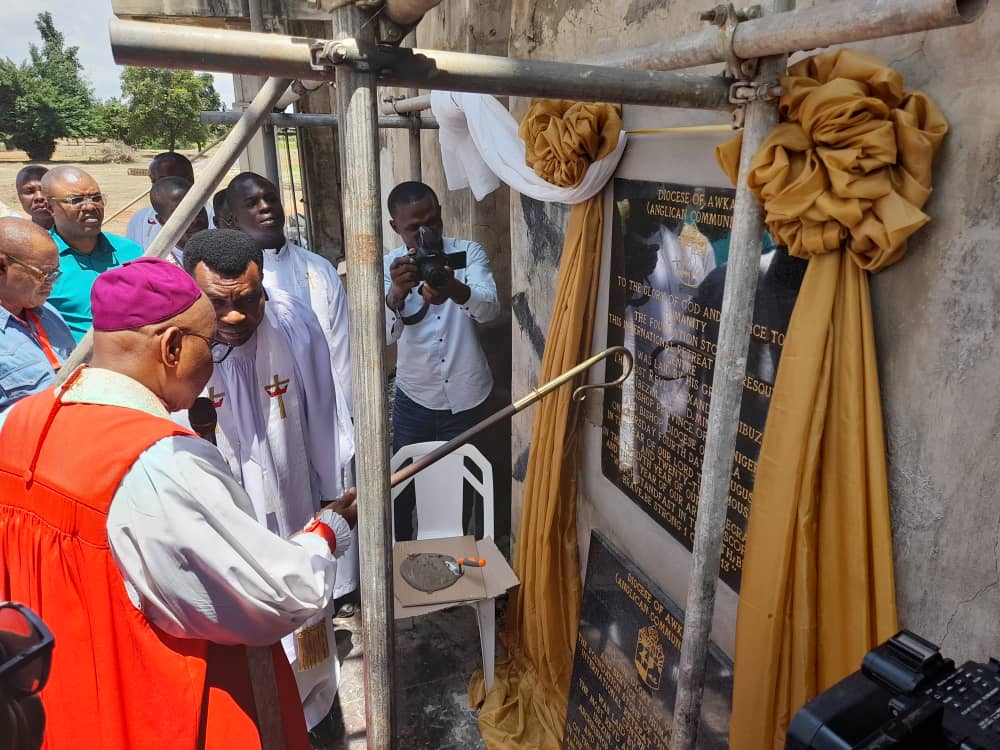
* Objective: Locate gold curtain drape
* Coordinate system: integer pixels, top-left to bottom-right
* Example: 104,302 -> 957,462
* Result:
470,99 -> 623,749
715,49 -> 947,749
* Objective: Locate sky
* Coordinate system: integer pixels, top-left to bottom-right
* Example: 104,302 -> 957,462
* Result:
0,1 -> 236,106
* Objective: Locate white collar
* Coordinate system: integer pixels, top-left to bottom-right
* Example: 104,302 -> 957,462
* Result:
263,242 -> 290,256
58,366 -> 170,419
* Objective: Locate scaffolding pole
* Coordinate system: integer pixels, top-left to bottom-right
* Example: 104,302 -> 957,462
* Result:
200,111 -> 439,129
380,93 -> 432,115
592,0 -> 985,70
330,6 -> 395,749
667,1 -> 793,748
109,19 -> 734,111
55,76 -> 293,383
403,31 -> 422,183
247,0 -> 280,185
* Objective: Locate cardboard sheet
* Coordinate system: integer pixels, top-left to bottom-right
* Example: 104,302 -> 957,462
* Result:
393,536 -> 519,618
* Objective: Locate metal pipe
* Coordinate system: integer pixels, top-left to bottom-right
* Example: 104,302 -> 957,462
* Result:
280,129 -> 302,246
274,79 -> 328,110
593,0 -> 987,70
403,31 -> 422,183
330,5 -> 395,748
199,111 -> 440,129
55,76 -> 294,383
109,20 -> 734,111
379,93 -> 432,115
317,346 -> 633,513
327,39 -> 734,110
385,347 -> 632,492
407,117 -> 422,183
668,1 -> 793,748
247,0 -> 280,185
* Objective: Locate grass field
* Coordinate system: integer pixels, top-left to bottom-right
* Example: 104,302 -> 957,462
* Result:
0,138 -> 303,237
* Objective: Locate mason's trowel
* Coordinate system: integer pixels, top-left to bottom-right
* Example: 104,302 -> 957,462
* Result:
400,553 -> 487,593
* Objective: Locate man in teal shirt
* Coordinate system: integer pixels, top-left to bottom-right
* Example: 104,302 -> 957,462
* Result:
42,166 -> 142,340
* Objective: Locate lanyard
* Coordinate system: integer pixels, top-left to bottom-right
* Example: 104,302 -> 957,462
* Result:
22,309 -> 61,371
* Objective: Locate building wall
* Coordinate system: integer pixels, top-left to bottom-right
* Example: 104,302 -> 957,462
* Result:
502,0 -> 1000,664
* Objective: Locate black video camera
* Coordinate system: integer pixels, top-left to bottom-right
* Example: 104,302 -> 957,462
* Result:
412,226 -> 467,291
788,630 -> 1000,749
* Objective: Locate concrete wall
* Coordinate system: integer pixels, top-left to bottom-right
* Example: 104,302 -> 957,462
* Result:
501,0 -> 1000,666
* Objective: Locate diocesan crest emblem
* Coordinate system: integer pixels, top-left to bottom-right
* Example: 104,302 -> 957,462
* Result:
635,625 -> 665,690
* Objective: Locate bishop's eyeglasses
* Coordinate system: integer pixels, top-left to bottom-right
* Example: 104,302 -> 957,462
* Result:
179,330 -> 234,364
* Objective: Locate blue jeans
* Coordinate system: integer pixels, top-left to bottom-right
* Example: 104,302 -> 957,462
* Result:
392,388 -> 492,540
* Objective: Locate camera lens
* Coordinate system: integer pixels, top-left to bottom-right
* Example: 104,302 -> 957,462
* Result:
427,265 -> 450,290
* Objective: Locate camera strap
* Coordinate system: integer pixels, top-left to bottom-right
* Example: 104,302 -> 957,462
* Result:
401,299 -> 431,326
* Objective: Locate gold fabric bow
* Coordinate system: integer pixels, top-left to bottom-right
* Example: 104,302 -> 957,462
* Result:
519,99 -> 623,188
717,49 -> 947,270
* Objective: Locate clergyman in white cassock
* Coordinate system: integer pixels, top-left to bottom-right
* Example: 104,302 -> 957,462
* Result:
261,240 -> 359,601
205,288 -> 344,730
227,172 -> 359,601
183,228 -> 347,732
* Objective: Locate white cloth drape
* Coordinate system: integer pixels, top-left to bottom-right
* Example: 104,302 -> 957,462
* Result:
430,90 -> 627,204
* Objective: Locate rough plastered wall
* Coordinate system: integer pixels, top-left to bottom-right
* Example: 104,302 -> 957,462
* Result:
508,0 -> 1000,665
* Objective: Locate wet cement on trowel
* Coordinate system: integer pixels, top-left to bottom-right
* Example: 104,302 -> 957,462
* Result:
400,553 -> 460,593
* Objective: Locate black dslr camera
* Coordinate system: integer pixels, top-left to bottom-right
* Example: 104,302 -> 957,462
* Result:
412,226 -> 467,291
788,630 -> 1000,749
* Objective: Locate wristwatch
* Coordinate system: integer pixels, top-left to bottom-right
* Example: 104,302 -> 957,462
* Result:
303,518 -> 337,555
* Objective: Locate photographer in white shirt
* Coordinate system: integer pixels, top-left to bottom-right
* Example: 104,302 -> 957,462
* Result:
383,182 -> 500,540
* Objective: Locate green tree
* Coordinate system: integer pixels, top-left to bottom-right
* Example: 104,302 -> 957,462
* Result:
121,67 -> 224,151
91,98 -> 131,143
0,12 -> 95,160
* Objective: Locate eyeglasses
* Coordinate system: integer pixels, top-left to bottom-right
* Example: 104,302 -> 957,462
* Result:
181,330 -> 234,364
0,602 -> 54,697
50,193 -> 105,208
6,256 -> 62,285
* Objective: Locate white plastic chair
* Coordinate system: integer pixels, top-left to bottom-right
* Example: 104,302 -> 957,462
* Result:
390,440 -> 497,689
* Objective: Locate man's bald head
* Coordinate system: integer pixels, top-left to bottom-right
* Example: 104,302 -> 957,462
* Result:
0,217 -> 53,253
40,166 -> 99,195
0,217 -> 61,314
41,166 -> 104,252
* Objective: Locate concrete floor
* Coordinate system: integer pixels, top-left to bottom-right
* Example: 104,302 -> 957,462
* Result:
312,602 -> 497,750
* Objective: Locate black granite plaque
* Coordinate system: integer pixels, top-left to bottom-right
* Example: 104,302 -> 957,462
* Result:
562,531 -> 733,750
600,178 -> 805,591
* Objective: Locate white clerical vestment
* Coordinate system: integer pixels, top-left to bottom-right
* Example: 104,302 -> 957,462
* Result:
204,289 -> 343,729
262,241 -> 360,600
262,241 -> 354,462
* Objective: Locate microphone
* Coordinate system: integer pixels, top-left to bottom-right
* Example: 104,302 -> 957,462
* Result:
188,397 -> 218,445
